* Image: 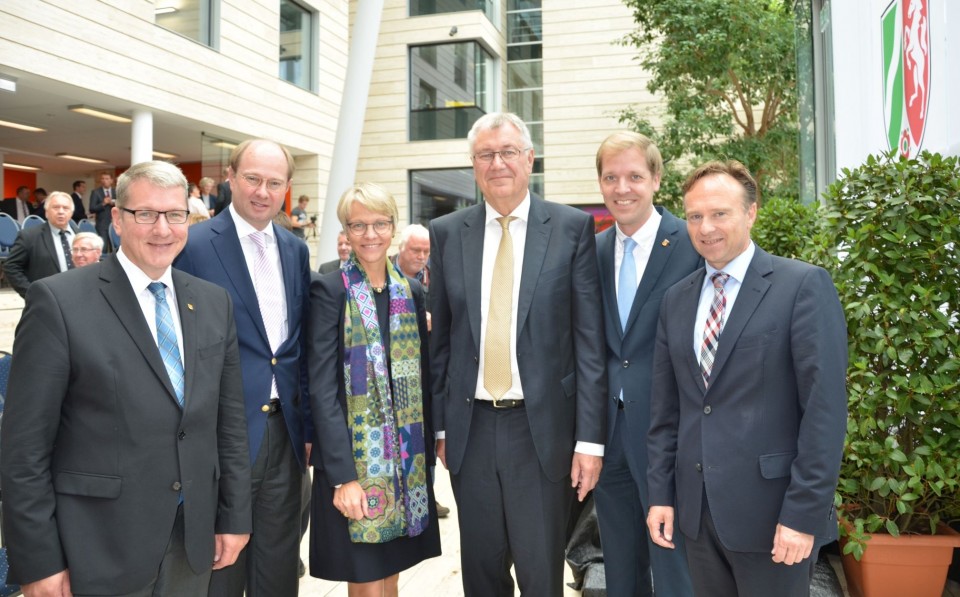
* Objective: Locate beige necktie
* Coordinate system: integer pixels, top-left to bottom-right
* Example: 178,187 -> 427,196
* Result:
484,216 -> 516,401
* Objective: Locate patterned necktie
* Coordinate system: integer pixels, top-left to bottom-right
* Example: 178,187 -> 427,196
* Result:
148,282 -> 185,407
59,229 -> 74,271
617,237 -> 637,331
484,216 -> 516,401
250,231 -> 285,398
699,272 -> 730,388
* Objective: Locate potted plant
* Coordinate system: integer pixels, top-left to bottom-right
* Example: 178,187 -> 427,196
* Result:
818,150 -> 960,597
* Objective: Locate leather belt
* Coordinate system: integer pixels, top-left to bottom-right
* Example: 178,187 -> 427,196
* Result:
477,398 -> 525,410
265,399 -> 282,415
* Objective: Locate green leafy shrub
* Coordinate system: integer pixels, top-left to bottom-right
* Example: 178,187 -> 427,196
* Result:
819,150 -> 960,560
751,196 -> 820,261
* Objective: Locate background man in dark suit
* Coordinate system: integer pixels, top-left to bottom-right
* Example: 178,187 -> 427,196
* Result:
317,230 -> 351,274
646,161 -> 847,597
215,167 -> 232,215
593,132 -> 699,597
89,171 -> 116,251
1,185 -> 33,223
4,191 -> 79,298
0,160 -> 251,596
71,180 -> 88,222
429,112 -> 607,596
175,139 -> 313,597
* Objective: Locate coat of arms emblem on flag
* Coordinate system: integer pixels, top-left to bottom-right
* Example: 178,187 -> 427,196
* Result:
882,0 -> 931,158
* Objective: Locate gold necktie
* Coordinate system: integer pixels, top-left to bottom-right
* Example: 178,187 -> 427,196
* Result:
484,216 -> 516,401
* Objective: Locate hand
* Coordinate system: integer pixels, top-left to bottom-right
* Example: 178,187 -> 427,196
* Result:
304,442 -> 313,467
213,533 -> 249,569
647,506 -> 676,549
436,438 -> 446,469
570,453 -> 602,502
334,481 -> 370,520
21,569 -> 72,597
771,523 -> 814,565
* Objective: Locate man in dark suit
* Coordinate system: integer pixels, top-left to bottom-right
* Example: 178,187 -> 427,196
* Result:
4,191 -> 80,298
594,132 -> 699,597
1,185 -> 33,223
317,230 -> 351,274
0,160 -> 251,596
215,167 -> 232,215
89,171 -> 116,251
429,112 -> 607,596
71,179 -> 88,222
646,161 -> 847,597
175,139 -> 313,597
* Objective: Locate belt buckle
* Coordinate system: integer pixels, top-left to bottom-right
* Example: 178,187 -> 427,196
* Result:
492,397 -> 508,409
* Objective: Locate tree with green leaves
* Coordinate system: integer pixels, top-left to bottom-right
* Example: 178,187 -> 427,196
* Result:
619,0 -> 799,206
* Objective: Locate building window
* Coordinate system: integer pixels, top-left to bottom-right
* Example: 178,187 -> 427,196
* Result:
279,0 -> 314,90
410,0 -> 496,23
410,42 -> 494,141
155,0 -> 216,47
410,168 -> 479,225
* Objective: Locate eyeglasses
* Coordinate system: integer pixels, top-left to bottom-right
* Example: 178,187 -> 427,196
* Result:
71,246 -> 100,254
238,173 -> 287,193
345,220 -> 394,236
119,207 -> 189,225
472,147 -> 530,164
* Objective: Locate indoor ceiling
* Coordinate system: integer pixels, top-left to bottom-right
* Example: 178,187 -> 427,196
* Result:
0,67 -> 241,176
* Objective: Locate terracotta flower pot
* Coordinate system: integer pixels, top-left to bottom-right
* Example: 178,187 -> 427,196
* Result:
840,525 -> 960,597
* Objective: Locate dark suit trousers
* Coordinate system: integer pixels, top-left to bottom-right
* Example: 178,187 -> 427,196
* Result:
74,506 -> 210,597
209,409 -> 303,597
595,407 -> 694,597
451,402 -> 572,597
684,492 -> 817,597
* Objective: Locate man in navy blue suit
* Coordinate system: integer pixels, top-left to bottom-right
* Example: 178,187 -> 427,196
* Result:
594,132 -> 700,597
175,139 -> 312,597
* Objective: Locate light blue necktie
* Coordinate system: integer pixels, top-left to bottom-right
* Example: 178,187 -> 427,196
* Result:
148,282 -> 185,407
617,237 -> 637,331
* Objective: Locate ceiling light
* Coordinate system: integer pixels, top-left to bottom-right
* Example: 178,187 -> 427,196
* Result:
3,162 -> 41,172
152,150 -> 179,159
212,141 -> 238,149
56,153 -> 108,164
68,105 -> 132,124
0,75 -> 16,93
155,6 -> 177,14
0,119 -> 46,132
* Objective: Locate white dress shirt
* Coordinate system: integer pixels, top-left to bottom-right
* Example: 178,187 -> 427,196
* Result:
613,208 -> 662,298
116,248 -> 185,353
694,241 -> 756,360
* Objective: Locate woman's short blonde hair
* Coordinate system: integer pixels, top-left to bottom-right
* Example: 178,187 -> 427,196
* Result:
336,182 -> 398,234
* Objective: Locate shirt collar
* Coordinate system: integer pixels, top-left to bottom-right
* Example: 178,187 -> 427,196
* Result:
116,247 -> 175,292
614,207 -> 662,248
484,192 -> 531,225
229,203 -> 276,243
705,240 -> 755,285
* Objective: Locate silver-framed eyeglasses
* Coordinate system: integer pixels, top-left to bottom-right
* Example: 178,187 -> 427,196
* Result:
239,173 -> 287,192
71,246 -> 99,254
345,219 -> 394,236
472,147 -> 530,163
119,207 -> 189,225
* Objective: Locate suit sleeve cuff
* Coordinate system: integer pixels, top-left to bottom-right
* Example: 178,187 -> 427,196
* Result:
575,441 -> 604,457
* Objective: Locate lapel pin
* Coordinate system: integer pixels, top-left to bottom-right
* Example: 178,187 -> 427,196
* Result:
187,303 -> 194,311
661,239 -> 670,247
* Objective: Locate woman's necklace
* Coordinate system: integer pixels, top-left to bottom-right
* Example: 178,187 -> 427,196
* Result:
370,280 -> 387,293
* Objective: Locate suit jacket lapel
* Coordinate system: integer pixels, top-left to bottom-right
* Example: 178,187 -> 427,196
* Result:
517,197 -> 551,336
461,206 -> 485,353
707,248 -> 772,385
209,214 -> 270,347
39,224 -> 61,266
624,208 -> 682,333
680,271 -> 708,393
596,228 -> 622,341
98,256 -> 181,406
274,224 -> 299,352
173,270 -> 197,411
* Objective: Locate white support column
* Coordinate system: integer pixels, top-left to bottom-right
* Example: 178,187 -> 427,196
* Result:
131,109 -> 153,165
316,0 -> 384,264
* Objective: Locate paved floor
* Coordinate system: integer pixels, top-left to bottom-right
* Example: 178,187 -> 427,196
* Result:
1,287 -> 957,596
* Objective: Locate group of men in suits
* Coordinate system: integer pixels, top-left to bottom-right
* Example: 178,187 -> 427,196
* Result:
0,186 -> 43,223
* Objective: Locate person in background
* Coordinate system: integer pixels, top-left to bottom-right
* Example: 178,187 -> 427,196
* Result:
1,186 -> 33,224
187,183 -> 209,217
89,171 -> 116,252
215,167 -> 232,215
318,231 -> 352,274
290,194 -> 314,241
199,177 -> 217,216
71,180 -> 88,223
71,231 -> 103,267
4,191 -> 78,298
308,182 -> 440,596
31,188 -> 48,218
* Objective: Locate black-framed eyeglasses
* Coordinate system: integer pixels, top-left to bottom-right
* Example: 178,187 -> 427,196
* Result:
472,147 -> 530,164
119,207 -> 189,225
238,173 -> 287,193
345,219 -> 394,236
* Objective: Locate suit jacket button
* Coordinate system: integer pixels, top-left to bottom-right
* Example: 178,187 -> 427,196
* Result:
172,481 -> 182,491
474,356 -> 479,363
622,360 -> 629,368
178,431 -> 186,440
271,357 -> 277,366
261,404 -> 270,413
695,463 -> 703,472
703,405 -> 712,414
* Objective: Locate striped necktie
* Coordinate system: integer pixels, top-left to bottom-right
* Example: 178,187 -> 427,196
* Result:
699,272 -> 730,388
148,282 -> 185,407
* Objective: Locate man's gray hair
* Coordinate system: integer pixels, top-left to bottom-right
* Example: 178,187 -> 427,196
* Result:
73,231 -> 105,250
116,161 -> 188,209
42,191 -> 74,210
398,223 -> 429,251
467,112 -> 533,155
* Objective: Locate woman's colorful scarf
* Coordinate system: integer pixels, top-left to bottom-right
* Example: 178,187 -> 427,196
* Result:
341,257 -> 430,543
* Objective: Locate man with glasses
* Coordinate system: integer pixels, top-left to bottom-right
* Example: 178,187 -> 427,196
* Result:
71,231 -> 103,267
1,161 -> 251,596
4,191 -> 79,298
429,112 -> 607,596
175,139 -> 313,597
